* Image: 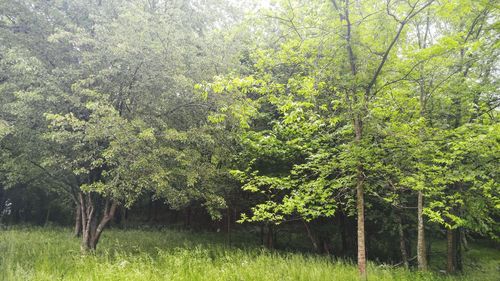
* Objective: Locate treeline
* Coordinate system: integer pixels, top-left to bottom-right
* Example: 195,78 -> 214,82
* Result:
0,0 -> 498,279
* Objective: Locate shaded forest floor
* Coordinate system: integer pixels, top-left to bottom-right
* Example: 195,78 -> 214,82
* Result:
0,227 -> 498,281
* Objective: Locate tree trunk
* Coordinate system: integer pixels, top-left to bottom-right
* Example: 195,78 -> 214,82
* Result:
417,191 -> 428,270
354,116 -> 367,280
357,177 -> 366,280
332,0 -> 365,276
404,227 -> 412,260
447,228 -> 462,274
226,208 -> 231,244
44,203 -> 51,226
79,192 -> 93,251
323,240 -> 331,256
266,224 -> 274,249
260,224 -> 264,246
303,219 -> 319,252
0,187 -> 4,224
79,192 -> 118,252
185,206 -> 191,229
455,229 -> 462,271
121,207 -> 128,229
446,228 -> 455,274
148,198 -> 153,222
427,234 -> 432,265
461,228 -> 469,251
90,200 -> 118,249
74,203 -> 82,237
153,200 -> 159,222
339,211 -> 349,257
396,213 -> 409,269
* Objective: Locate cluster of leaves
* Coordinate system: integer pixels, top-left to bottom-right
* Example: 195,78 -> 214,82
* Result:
0,0 -> 245,222
203,0 -> 499,240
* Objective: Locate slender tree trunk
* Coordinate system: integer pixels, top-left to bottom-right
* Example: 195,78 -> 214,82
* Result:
303,219 -> 319,252
356,178 -> 366,279
260,224 -> 264,246
404,227 -> 412,259
226,208 -> 231,244
455,229 -> 462,271
446,228 -> 455,274
348,4 -> 367,274
354,116 -> 367,280
44,203 -> 51,226
461,228 -> 469,251
266,224 -> 274,249
427,234 -> 432,265
0,187 -> 4,224
153,200 -> 159,222
447,228 -> 462,274
332,0 -> 366,276
185,206 -> 191,229
339,211 -> 349,257
148,198 -> 153,222
123,207 -> 128,228
417,191 -> 428,270
74,203 -> 82,237
396,213 -> 409,269
323,240 -> 331,256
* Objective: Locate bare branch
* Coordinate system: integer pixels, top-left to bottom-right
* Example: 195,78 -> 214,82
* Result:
367,0 -> 436,94
386,0 -> 402,23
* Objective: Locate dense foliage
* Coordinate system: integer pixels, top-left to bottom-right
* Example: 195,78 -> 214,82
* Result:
0,0 -> 498,279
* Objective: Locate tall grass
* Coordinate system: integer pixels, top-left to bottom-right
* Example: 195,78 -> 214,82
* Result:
0,227 -> 497,281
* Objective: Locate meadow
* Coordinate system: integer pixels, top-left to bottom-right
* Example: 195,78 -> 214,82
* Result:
0,227 -> 498,281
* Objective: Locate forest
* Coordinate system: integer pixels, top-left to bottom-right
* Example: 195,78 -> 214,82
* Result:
0,0 -> 498,280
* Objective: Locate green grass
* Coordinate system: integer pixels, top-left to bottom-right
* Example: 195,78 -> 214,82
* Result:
0,227 -> 498,281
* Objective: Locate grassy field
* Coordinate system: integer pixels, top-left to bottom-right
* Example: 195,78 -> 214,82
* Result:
0,227 -> 498,281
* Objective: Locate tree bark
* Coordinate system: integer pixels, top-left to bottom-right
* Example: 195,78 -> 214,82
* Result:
356,173 -> 366,280
266,224 -> 274,249
446,228 -> 455,274
147,198 -> 153,222
461,228 -> 469,251
185,206 -> 191,229
354,115 -> 367,280
79,192 -> 93,251
396,213 -> 409,269
89,199 -> 118,250
121,207 -> 128,229
226,208 -> 231,244
74,202 -> 82,237
455,229 -> 462,271
323,240 -> 331,256
339,210 -> 349,257
44,203 -> 51,226
260,224 -> 265,246
303,219 -> 319,252
447,228 -> 462,274
0,187 -> 4,225
417,191 -> 428,270
79,192 -> 118,252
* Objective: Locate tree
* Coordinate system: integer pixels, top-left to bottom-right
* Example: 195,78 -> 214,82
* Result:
206,0 -> 437,278
381,0 -> 499,272
1,0 -> 243,250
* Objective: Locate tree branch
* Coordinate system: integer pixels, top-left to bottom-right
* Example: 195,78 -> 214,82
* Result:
366,0 -> 436,94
